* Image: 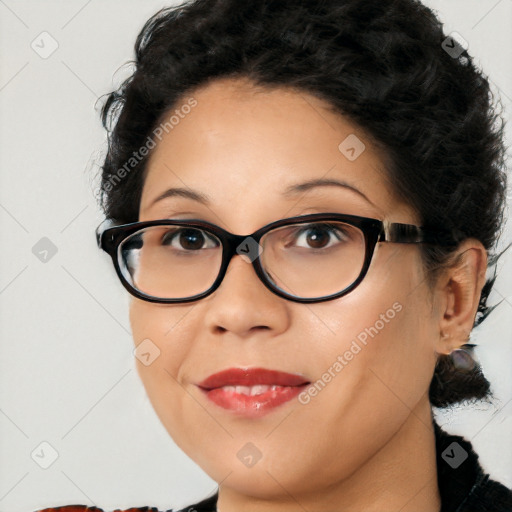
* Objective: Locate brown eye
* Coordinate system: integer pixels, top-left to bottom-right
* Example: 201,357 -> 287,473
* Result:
161,228 -> 219,251
286,223 -> 348,250
302,225 -> 331,249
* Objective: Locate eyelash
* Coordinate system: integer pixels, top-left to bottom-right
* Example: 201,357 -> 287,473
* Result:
158,223 -> 350,252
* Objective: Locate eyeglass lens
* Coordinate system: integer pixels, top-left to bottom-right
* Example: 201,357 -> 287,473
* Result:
118,221 -> 366,300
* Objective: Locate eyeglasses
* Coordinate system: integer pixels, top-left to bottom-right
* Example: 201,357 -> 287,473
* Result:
95,213 -> 456,304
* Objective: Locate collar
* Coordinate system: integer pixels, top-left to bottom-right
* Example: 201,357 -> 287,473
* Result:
433,419 -> 488,512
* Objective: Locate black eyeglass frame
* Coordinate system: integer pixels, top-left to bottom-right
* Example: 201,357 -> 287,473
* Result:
96,213 -> 457,304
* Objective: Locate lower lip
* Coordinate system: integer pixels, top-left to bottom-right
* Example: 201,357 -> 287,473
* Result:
199,385 -> 308,417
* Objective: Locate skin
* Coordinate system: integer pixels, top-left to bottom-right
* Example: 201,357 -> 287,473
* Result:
129,77 -> 487,512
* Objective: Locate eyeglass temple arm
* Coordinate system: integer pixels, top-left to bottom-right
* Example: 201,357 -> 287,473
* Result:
95,226 -> 103,248
381,221 -> 458,246
95,219 -> 120,250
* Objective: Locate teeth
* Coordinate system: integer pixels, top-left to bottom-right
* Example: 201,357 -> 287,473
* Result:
220,384 -> 281,395
249,385 -> 271,396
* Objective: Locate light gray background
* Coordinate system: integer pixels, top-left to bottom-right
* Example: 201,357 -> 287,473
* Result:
0,1 -> 511,511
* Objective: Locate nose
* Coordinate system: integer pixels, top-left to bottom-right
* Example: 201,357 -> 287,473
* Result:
202,252 -> 291,338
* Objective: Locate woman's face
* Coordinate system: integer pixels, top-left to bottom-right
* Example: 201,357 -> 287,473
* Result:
130,77 -> 440,498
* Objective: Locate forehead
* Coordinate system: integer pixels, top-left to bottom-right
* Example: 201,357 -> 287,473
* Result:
140,78 -> 416,227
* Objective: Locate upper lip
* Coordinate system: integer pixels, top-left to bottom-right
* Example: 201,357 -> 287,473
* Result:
198,367 -> 310,390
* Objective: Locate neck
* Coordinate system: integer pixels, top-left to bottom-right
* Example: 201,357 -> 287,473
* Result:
217,394 -> 441,512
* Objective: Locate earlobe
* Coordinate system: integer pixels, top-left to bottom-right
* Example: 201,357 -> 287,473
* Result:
436,239 -> 487,355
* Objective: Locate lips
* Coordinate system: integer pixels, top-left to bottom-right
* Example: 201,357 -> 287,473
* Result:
198,367 -> 310,389
197,367 -> 311,418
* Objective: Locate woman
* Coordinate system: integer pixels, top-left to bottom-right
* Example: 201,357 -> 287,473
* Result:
39,0 -> 512,510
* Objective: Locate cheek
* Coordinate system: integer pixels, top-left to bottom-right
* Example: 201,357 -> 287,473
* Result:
128,300 -> 196,435
128,301 -> 234,480
129,299 -> 197,362
341,253 -> 436,420
306,249 -> 436,421
331,246 -> 438,400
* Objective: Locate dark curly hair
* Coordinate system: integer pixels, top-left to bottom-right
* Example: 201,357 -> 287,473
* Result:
96,0 -> 509,409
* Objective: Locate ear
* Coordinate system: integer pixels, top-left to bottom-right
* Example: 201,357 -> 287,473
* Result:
435,238 -> 488,355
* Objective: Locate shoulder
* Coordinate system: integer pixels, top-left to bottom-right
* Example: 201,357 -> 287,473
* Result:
33,496 -> 219,512
459,474 -> 512,512
35,507 -> 103,512
172,492 -> 218,512
35,506 -> 163,512
433,420 -> 512,512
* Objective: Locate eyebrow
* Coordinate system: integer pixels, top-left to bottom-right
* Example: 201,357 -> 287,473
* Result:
149,187 -> 210,207
149,178 -> 374,208
282,178 -> 374,205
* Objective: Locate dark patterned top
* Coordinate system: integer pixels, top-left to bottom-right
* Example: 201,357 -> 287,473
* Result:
35,419 -> 512,512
